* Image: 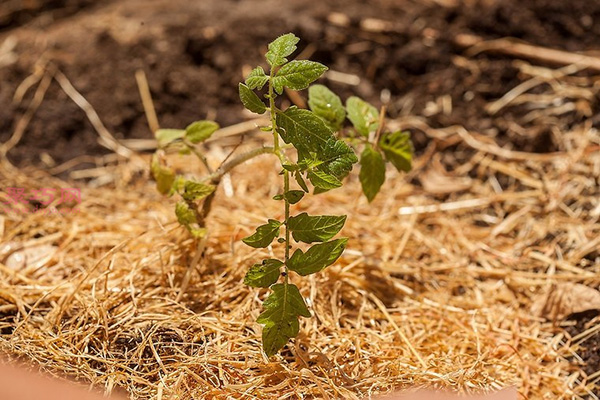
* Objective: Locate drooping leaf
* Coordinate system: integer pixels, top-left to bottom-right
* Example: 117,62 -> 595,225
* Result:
276,107 -> 335,155
266,33 -> 300,67
242,219 -> 282,248
185,121 -> 219,144
283,190 -> 304,204
257,283 -> 311,356
287,238 -> 348,276
288,213 -> 346,243
175,201 -> 206,239
182,180 -> 215,202
359,145 -> 386,202
151,153 -> 175,195
239,83 -> 267,114
308,84 -> 345,131
244,259 -> 283,288
294,172 -> 309,193
155,129 -> 185,148
272,60 -> 328,94
346,96 -> 379,137
245,66 -> 269,90
379,131 -> 413,172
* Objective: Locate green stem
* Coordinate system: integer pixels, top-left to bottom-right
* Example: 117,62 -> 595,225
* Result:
283,170 -> 290,284
185,141 -> 213,174
269,68 -> 280,155
268,70 -> 289,284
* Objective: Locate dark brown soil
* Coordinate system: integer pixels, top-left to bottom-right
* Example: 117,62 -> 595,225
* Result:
2,0 -> 600,167
565,311 -> 600,397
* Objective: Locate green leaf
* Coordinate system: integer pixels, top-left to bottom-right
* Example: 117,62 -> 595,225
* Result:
175,201 -> 206,239
288,213 -> 346,243
257,283 -> 310,356
155,129 -> 185,148
245,66 -> 269,90
244,259 -> 283,288
284,190 -> 304,204
346,96 -> 379,137
185,121 -> 219,144
282,164 -> 299,172
379,131 -> 413,172
175,201 -> 197,226
239,83 -> 267,114
313,138 -> 357,182
151,153 -> 175,195
242,219 -> 282,248
294,172 -> 309,192
266,33 -> 300,67
272,60 -> 328,94
287,238 -> 348,276
307,169 -> 342,191
308,84 -> 345,132
182,180 -> 215,202
359,145 -> 386,202
276,107 -> 335,155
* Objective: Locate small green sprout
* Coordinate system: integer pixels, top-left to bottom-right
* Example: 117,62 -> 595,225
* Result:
151,33 -> 413,356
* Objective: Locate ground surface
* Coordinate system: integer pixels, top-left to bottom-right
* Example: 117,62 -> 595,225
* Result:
0,0 -> 599,399
1,0 -> 600,165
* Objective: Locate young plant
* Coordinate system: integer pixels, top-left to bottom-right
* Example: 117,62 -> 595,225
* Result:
151,33 -> 413,356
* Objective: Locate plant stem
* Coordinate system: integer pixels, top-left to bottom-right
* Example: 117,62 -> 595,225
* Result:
198,146 -> 276,224
207,146 -> 275,184
185,141 -> 213,174
283,170 -> 290,284
268,70 -> 289,284
268,69 -> 280,155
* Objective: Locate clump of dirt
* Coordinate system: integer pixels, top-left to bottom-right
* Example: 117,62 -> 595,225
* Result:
565,311 -> 600,379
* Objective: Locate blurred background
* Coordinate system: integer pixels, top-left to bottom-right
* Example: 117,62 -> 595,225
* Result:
1,0 -> 598,169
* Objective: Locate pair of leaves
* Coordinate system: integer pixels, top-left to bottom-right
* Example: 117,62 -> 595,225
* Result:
359,132 -> 413,202
155,120 -> 219,147
242,219 -> 282,248
240,62 -> 327,113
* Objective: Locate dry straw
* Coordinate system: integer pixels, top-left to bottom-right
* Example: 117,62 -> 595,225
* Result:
0,60 -> 599,399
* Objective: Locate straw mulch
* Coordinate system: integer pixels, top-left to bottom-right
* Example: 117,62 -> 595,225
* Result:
1,62 -> 599,399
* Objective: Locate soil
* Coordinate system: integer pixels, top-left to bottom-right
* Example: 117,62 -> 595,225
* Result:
1,0 -> 599,381
2,0 -> 600,167
566,311 -> 600,379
